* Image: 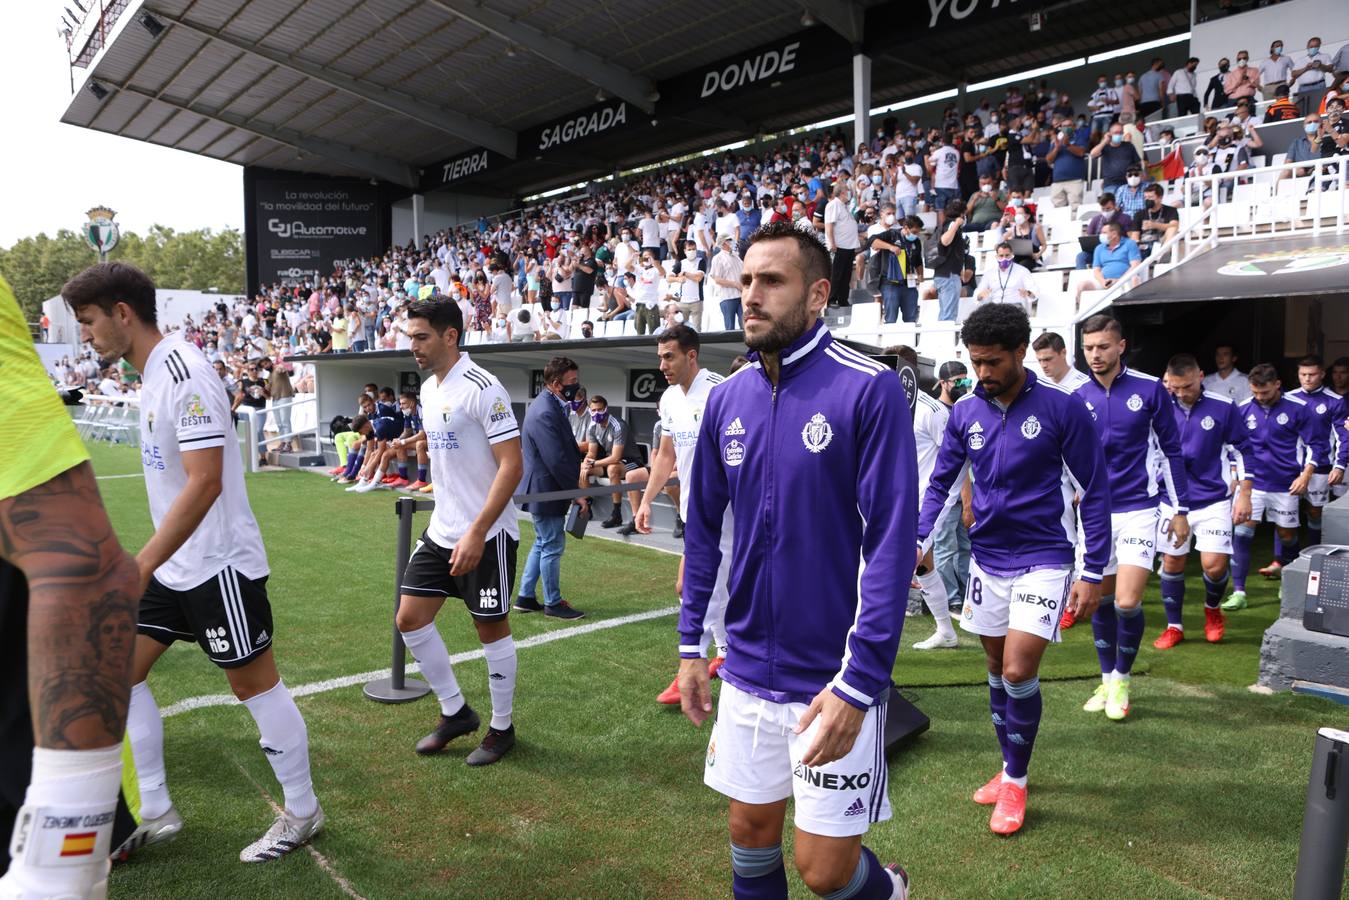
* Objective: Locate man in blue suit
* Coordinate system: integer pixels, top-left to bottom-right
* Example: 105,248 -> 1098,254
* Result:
515,356 -> 588,620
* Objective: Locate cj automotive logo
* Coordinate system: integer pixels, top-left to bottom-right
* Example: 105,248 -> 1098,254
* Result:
1217,245 -> 1349,277
267,219 -> 369,240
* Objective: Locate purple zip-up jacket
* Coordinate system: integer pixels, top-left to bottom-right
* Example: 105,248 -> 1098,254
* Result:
1237,392 -> 1327,490
918,368 -> 1111,582
1165,391 -> 1249,508
680,321 -> 917,710
1075,365 -> 1190,514
1287,386 -> 1345,475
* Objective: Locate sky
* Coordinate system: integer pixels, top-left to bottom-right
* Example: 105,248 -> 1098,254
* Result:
0,3 -> 243,248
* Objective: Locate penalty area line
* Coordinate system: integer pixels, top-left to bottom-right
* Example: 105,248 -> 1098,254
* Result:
161,605 -> 680,718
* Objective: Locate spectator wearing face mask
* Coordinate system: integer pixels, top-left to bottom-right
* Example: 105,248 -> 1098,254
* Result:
964,176 -> 1006,232
1088,74 -> 1120,136
1091,123 -> 1142,196
927,132 -> 963,226
1260,41 -> 1293,102
867,212 -> 923,324
1129,184 -> 1180,262
823,181 -> 860,307
999,200 -> 1046,270
1117,73 -> 1140,118
631,251 -> 664,335
1292,37 -> 1331,115
1001,119 -> 1036,194
1114,167 -> 1151,218
1045,120 -> 1087,207
931,199 -> 968,321
1264,84 -> 1301,122
974,242 -> 1038,315
1169,57 -> 1201,116
1224,50 -> 1260,106
1075,193 -> 1132,269
669,240 -> 707,327
707,233 -> 744,330
734,193 -> 762,250
933,360 -> 973,605
1207,124 -> 1252,176
1205,58 -> 1231,111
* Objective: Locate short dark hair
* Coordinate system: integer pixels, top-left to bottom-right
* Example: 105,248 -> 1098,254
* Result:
1144,183 -> 1165,197
884,345 -> 919,370
1332,356 -> 1349,371
746,220 -> 830,286
730,354 -> 751,373
962,302 -> 1030,352
1098,191 -> 1116,205
589,394 -> 608,407
62,262 -> 158,325
1101,221 -> 1123,236
1032,332 -> 1067,353
518,308 -> 531,323
399,390 -> 418,403
1081,314 -> 1122,338
1249,363 -> 1279,386
995,241 -> 1013,253
350,413 -> 370,432
944,199 -> 966,219
406,299 -> 463,339
658,323 -> 700,354
364,382 -> 378,392
1167,353 -> 1201,375
1298,355 -> 1324,369
543,356 -> 578,384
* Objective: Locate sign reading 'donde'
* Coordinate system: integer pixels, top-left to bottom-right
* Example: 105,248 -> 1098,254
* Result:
253,180 -> 381,286
700,41 -> 800,98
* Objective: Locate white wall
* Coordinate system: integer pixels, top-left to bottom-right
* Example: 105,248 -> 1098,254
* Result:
391,193 -> 516,246
1190,0 -> 1348,102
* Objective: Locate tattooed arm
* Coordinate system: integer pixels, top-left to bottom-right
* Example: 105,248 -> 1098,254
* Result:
0,462 -> 140,750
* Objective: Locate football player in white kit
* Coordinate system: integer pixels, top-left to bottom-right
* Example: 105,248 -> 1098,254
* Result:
397,300 -> 526,767
633,325 -> 731,702
65,262 -> 322,863
888,346 -> 958,649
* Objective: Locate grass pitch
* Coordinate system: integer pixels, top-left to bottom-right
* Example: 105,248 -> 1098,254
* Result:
83,441 -> 1335,899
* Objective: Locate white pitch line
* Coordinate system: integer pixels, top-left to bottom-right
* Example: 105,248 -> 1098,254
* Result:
161,605 -> 679,718
233,761 -> 367,900
95,473 -> 142,480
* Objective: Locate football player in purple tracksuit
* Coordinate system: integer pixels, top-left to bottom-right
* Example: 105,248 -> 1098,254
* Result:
1225,363 -> 1329,610
1075,315 -> 1190,721
679,221 -> 915,900
1151,354 -> 1251,650
919,303 -> 1110,835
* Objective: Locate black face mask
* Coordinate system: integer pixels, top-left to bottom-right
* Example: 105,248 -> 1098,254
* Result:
1219,64 -> 1230,72
946,378 -> 970,400
1145,199 -> 1157,209
559,382 -> 581,401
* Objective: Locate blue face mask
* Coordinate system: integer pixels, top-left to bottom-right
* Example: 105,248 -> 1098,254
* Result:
903,232 -> 918,242
1306,123 -> 1319,134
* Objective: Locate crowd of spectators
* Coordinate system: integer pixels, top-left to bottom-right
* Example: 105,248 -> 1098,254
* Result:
51,31 -> 1347,359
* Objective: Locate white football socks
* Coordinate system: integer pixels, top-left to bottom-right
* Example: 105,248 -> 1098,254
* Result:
482,636 -> 517,731
917,570 -> 955,635
242,681 -> 318,820
128,680 -> 171,820
401,622 -> 464,716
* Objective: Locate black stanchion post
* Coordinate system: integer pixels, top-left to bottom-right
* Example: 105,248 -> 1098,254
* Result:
1293,727 -> 1349,900
364,496 -> 431,703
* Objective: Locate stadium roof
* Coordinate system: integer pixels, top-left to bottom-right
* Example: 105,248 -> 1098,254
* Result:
62,0 -> 1188,199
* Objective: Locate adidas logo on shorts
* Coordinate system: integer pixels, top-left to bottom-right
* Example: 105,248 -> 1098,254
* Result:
1038,613 -> 1051,626
254,629 -> 269,646
844,798 -> 866,817
724,417 -> 746,436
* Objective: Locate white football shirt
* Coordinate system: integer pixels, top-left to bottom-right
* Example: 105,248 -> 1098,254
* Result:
913,391 -> 949,498
1202,369 -> 1251,403
138,334 -> 268,590
658,367 -> 725,520
1054,367 -> 1091,392
420,353 -> 521,547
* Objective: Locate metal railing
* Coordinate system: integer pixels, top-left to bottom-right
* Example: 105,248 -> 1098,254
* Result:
1079,153 -> 1348,321
73,395 -> 140,446
241,395 -> 321,473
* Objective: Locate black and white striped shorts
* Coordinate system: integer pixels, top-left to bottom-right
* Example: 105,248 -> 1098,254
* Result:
138,566 -> 274,669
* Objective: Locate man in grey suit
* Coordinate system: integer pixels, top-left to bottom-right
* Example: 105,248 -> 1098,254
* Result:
514,356 -> 588,620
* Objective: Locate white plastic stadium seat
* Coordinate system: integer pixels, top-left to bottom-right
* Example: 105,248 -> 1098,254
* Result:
1032,270 -> 1066,297
917,283 -> 940,325
849,301 -> 881,334
1031,289 -> 1075,325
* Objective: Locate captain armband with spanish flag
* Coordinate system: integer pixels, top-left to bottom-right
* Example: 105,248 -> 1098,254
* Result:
2,745 -> 122,899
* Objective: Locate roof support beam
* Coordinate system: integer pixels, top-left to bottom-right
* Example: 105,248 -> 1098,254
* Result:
424,0 -> 658,113
104,81 -> 419,187
143,8 -> 518,157
800,0 -> 865,45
